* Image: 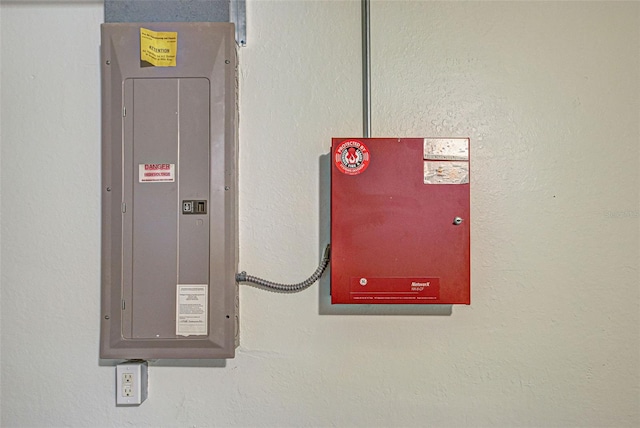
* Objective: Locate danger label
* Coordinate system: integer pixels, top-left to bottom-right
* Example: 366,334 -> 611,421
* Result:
139,163 -> 175,183
334,139 -> 370,175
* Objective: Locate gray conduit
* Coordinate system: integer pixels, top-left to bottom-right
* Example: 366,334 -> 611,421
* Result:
362,0 -> 372,138
236,245 -> 331,293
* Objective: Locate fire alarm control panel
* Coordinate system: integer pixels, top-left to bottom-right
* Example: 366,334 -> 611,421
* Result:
100,22 -> 238,359
331,138 -> 470,304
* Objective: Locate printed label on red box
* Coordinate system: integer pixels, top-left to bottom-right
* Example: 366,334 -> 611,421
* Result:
176,284 -> 208,337
139,163 -> 175,183
334,139 -> 370,175
424,161 -> 469,184
424,138 -> 469,161
349,277 -> 440,302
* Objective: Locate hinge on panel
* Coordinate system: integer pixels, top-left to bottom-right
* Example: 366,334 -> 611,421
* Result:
123,106 -> 126,117
122,300 -> 126,310
122,203 -> 126,213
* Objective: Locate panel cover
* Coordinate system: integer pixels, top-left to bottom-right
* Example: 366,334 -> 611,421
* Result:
101,23 -> 238,359
331,138 -> 470,304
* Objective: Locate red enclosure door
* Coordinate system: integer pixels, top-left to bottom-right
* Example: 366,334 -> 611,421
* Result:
331,138 -> 470,304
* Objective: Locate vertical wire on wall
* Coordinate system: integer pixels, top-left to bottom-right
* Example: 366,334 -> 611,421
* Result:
362,0 -> 372,138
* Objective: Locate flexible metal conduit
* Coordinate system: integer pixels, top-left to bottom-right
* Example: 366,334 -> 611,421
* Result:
236,245 -> 331,292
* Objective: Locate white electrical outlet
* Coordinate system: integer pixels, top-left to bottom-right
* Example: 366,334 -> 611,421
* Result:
116,361 -> 148,405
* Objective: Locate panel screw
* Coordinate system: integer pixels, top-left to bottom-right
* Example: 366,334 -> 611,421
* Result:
106,187 -> 111,192
104,315 -> 110,320
224,186 -> 230,191
225,60 -> 230,64
106,60 -> 110,65
453,217 -> 463,225
359,278 -> 367,286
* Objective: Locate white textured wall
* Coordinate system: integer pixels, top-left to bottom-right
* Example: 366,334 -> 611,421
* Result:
1,1 -> 639,427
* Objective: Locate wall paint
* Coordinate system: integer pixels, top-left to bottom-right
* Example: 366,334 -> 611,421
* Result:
1,1 -> 638,427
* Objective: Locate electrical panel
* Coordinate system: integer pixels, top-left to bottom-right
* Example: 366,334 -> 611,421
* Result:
331,138 -> 470,304
100,23 -> 238,359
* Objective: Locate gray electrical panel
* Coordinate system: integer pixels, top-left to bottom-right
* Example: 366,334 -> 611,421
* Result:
100,22 -> 238,359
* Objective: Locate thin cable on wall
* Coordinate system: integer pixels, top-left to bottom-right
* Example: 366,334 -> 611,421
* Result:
362,0 -> 371,138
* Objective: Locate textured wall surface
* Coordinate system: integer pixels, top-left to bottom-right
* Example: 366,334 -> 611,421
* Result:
1,1 -> 638,427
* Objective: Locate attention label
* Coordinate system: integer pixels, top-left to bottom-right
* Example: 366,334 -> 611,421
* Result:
140,27 -> 178,67
176,284 -> 208,337
334,139 -> 370,175
139,163 -> 175,183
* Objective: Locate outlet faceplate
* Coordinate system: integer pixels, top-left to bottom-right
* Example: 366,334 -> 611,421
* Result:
116,362 -> 148,405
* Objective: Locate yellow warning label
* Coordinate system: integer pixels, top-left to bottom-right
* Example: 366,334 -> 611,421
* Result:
140,27 -> 177,67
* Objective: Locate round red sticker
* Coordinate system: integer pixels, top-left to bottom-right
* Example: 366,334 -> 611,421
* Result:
334,140 -> 370,175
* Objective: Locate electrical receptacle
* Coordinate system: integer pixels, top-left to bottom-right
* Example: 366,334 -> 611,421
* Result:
122,374 -> 133,397
116,361 -> 148,406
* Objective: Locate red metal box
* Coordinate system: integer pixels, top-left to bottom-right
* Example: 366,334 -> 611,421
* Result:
330,138 -> 470,304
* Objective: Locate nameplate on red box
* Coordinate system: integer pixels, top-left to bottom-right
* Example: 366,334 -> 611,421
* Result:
349,277 -> 440,303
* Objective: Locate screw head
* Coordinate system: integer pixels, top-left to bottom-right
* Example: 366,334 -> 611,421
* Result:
359,278 -> 368,286
453,217 -> 463,225
106,187 -> 111,192
106,60 -> 111,65
225,60 -> 230,64
104,315 -> 110,320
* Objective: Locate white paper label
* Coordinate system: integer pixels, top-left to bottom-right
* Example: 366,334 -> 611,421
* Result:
424,161 -> 469,184
424,138 -> 469,161
176,284 -> 208,337
139,163 -> 175,183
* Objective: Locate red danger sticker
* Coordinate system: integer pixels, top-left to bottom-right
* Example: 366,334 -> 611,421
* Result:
334,140 -> 370,175
139,163 -> 175,183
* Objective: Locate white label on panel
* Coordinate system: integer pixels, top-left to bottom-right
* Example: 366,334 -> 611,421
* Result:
176,284 -> 208,337
424,161 -> 469,184
139,163 -> 175,182
424,138 -> 469,161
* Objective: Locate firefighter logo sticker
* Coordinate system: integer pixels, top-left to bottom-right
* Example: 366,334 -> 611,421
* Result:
335,140 -> 370,175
